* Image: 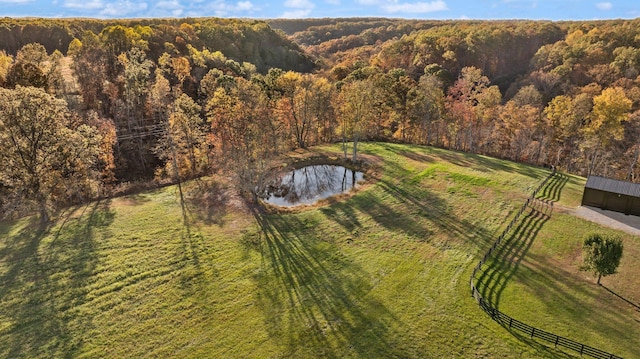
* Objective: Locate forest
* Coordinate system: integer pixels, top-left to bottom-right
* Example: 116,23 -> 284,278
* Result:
1,17 -> 639,220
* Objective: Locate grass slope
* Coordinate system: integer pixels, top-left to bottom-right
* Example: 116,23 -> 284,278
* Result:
0,142 -> 638,358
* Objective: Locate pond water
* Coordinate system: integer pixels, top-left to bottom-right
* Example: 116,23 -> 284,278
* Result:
261,165 -> 364,207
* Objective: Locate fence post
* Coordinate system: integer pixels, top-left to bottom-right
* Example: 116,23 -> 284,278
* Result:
467,169 -> 623,359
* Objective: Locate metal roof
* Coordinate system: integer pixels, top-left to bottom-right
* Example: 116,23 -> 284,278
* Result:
585,175 -> 640,198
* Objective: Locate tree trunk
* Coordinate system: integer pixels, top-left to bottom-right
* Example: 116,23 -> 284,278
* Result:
588,148 -> 599,177
627,144 -> 639,181
39,207 -> 49,225
37,195 -> 49,224
342,137 -> 347,159
597,273 -> 602,285
352,138 -> 358,162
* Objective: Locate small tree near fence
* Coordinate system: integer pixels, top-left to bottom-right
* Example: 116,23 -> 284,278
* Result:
581,233 -> 623,285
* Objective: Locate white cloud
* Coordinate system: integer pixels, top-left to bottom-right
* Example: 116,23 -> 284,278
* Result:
100,0 -> 148,17
63,0 -> 150,15
188,0 -> 258,17
154,0 -> 183,16
284,0 -> 314,8
501,0 -> 538,8
237,1 -> 254,11
356,0 -> 381,5
280,9 -> 313,17
63,0 -> 104,10
281,0 -> 314,17
156,0 -> 181,9
382,0 -> 448,13
596,2 -> 613,10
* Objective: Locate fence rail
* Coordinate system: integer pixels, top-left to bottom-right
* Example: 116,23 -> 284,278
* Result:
470,168 -> 624,359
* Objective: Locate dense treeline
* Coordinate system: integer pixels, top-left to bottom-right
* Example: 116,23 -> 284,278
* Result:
274,18 -> 640,180
0,18 -> 314,72
1,17 -> 640,220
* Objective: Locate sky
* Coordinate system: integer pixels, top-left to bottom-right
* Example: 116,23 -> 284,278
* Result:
0,0 -> 639,20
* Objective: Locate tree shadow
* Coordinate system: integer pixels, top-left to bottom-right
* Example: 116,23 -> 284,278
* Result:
380,142 -> 548,177
0,200 -> 114,358
601,285 -> 640,311
471,173 -> 636,356
184,178 -> 230,226
249,210 -> 409,358
378,176 -> 495,250
516,252 -> 637,357
396,149 -> 438,164
319,201 -> 362,234
321,155 -> 496,253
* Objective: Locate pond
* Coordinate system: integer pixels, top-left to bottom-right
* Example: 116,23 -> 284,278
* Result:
261,165 -> 364,207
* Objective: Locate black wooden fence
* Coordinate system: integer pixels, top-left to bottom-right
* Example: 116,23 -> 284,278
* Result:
470,168 -> 624,359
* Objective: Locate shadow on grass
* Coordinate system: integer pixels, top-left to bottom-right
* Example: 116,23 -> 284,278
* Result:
184,178 -> 230,227
472,174 -> 635,356
602,285 -> 640,311
536,173 -> 569,203
321,155 -> 496,253
175,211 -> 221,296
476,173 -> 567,309
380,177 -> 494,250
516,252 -> 637,357
477,173 -> 568,309
378,142 -> 547,178
476,206 -> 551,309
250,210 -> 408,358
0,200 -> 114,358
502,327 -> 579,359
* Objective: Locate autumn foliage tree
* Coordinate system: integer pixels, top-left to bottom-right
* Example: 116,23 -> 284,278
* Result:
0,86 -> 101,221
207,78 -> 275,196
3,18 -> 640,213
583,87 -> 632,175
338,79 -> 378,161
155,93 -> 207,179
0,50 -> 13,87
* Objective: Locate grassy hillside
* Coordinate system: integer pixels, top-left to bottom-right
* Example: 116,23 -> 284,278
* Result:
0,143 -> 638,358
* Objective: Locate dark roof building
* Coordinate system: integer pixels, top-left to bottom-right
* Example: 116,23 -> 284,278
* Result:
582,175 -> 640,216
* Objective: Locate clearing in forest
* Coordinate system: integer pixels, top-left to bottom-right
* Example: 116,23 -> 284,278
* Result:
0,142 -> 637,358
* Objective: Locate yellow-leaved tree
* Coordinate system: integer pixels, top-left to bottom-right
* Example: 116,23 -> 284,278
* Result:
583,87 -> 632,175
0,86 -> 102,222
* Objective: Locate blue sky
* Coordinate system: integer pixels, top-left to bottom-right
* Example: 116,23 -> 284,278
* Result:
1,0 -> 638,20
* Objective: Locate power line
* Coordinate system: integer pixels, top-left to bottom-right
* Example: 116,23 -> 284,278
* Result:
115,122 -> 167,141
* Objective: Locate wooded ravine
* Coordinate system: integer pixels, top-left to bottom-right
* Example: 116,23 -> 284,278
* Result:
1,17 -> 640,219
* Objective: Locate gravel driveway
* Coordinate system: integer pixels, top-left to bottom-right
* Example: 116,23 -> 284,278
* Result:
573,206 -> 640,237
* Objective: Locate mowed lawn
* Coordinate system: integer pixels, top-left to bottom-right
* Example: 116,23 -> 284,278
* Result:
0,142 -> 638,358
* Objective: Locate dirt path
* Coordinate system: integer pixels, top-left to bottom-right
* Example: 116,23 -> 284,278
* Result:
570,205 -> 640,237
60,56 -> 79,94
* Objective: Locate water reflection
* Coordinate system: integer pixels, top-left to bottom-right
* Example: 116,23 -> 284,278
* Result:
261,165 -> 364,207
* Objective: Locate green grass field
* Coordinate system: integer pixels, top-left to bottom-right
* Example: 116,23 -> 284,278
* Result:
1,142 -> 638,358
